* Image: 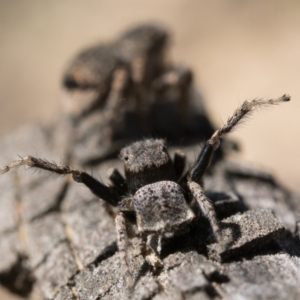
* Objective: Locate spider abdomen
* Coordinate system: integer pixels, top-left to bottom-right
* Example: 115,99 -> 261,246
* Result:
133,181 -> 195,233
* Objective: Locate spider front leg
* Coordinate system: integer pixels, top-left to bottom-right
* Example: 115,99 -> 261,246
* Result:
189,94 -> 290,183
108,168 -> 128,194
115,212 -> 133,299
186,94 -> 290,245
0,156 -> 120,207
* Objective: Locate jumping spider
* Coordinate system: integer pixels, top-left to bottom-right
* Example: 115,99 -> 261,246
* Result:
60,24 -> 201,165
0,95 -> 290,295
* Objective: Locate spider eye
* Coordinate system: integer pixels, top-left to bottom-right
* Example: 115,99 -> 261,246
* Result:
124,155 -> 129,161
162,146 -> 167,152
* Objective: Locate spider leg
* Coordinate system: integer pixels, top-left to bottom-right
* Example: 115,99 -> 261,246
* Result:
107,168 -> 128,193
153,65 -> 193,123
0,156 -> 119,207
103,67 -> 130,127
189,94 -> 290,183
173,150 -> 186,180
187,180 -> 222,244
115,212 -> 133,299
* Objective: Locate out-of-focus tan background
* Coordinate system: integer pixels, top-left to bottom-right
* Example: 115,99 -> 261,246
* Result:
0,0 -> 299,196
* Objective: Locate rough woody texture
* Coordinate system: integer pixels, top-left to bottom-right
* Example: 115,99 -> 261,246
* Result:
0,24 -> 299,300
1,139 -> 300,300
207,208 -> 286,262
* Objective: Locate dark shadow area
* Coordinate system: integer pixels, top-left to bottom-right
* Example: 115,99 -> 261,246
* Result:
0,255 -> 35,298
220,233 -> 288,264
206,191 -> 241,219
159,217 -> 211,259
220,221 -> 242,249
204,284 -> 223,299
92,241 -> 118,267
274,232 -> 300,258
133,261 -> 152,290
29,181 -> 69,223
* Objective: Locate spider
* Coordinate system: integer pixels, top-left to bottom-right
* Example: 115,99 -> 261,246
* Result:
60,24 -> 202,166
0,95 -> 290,296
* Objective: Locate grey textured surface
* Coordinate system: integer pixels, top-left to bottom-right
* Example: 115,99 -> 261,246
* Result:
1,147 -> 300,300
208,208 -> 286,262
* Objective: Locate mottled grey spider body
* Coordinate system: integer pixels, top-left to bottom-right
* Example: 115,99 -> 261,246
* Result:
0,95 -> 290,297
134,181 -> 194,234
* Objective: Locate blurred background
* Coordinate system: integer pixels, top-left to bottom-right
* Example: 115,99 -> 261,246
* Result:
0,0 -> 299,197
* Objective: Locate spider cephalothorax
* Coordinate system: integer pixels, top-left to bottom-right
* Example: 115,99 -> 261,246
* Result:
120,139 -> 177,193
0,95 -> 290,298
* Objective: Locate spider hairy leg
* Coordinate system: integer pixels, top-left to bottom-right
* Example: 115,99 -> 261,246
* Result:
187,181 -> 222,244
210,94 -> 290,144
107,168 -> 128,193
115,212 -> 133,299
190,94 -> 290,183
173,150 -> 186,179
0,156 -> 119,206
0,156 -> 72,175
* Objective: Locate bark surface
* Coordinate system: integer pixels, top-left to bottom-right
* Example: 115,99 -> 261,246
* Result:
0,126 -> 299,300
